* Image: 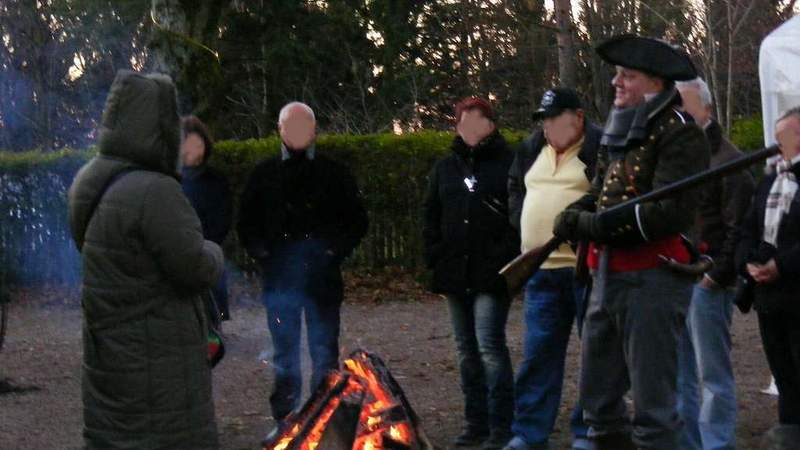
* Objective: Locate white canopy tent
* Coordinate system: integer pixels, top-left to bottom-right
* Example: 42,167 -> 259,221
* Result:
759,15 -> 800,146
758,15 -> 799,397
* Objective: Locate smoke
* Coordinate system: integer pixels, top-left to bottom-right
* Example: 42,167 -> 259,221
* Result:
0,64 -> 109,152
0,158 -> 84,287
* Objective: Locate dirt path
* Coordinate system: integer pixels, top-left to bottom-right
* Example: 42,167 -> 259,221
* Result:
0,281 -> 777,450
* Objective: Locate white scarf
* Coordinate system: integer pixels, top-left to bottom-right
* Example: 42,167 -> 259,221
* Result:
764,154 -> 800,246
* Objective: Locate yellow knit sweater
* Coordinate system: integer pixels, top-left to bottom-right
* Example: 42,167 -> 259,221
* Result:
520,139 -> 590,269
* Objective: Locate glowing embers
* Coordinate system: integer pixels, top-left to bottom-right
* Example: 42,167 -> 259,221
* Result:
263,350 -> 434,450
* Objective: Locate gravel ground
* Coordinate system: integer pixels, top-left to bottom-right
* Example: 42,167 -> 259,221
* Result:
0,277 -> 778,450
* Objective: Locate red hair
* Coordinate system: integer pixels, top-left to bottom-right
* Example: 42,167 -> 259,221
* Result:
454,97 -> 496,124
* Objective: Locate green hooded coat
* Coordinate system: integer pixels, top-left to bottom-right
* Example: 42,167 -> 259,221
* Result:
68,71 -> 223,449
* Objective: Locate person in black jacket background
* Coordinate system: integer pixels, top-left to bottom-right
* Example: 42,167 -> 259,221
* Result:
423,97 -> 519,450
238,102 -> 368,425
737,106 -> 800,448
181,115 -> 233,321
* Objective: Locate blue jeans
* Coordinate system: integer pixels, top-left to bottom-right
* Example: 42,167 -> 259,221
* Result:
511,268 -> 589,449
447,292 -> 514,436
263,290 -> 341,421
677,283 -> 737,450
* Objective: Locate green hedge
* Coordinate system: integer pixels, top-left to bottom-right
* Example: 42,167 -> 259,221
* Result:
730,116 -> 765,151
0,130 -> 526,285
212,130 -> 527,271
0,149 -> 92,285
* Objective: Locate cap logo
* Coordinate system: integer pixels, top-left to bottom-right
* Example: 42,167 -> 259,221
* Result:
541,90 -> 555,108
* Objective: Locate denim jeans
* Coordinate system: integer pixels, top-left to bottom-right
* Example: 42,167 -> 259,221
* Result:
447,291 -> 514,436
677,283 -> 737,450
581,266 -> 692,450
509,268 -> 589,449
263,290 -> 341,421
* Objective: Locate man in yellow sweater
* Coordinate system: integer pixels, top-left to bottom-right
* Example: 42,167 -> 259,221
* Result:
505,88 -> 602,450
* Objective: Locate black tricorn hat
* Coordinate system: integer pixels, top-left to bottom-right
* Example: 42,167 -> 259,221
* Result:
596,34 -> 697,81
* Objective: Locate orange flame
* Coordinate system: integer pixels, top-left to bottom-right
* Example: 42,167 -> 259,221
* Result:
264,352 -> 415,450
271,423 -> 300,450
301,396 -> 341,450
389,424 -> 412,444
353,430 -> 383,450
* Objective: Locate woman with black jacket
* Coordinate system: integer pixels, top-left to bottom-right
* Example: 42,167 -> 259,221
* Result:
423,97 -> 520,450
181,116 -> 233,321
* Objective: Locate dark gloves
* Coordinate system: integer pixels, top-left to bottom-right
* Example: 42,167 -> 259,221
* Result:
554,205 -> 642,244
552,210 -> 577,241
553,210 -> 602,242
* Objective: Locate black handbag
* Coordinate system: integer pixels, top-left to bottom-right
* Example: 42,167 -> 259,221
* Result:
205,289 -> 225,368
733,276 -> 755,314
735,241 -> 778,314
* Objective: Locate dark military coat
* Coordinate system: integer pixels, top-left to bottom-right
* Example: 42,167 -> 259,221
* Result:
570,90 -> 710,245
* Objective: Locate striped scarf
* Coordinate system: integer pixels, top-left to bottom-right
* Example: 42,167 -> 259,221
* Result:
764,155 -> 800,245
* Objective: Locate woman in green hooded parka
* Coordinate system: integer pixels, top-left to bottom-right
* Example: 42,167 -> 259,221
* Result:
68,70 -> 224,449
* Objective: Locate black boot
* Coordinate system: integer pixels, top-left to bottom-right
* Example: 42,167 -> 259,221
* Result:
480,431 -> 512,450
593,432 -> 638,450
454,427 -> 490,447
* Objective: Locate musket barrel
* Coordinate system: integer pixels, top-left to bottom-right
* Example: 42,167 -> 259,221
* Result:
603,145 -> 779,215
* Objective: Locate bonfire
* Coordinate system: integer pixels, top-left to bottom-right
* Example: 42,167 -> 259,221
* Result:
262,350 -> 435,450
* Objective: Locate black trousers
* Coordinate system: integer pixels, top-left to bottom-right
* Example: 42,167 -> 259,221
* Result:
758,309 -> 800,424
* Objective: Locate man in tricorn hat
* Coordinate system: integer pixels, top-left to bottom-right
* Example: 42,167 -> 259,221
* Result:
553,35 -> 710,450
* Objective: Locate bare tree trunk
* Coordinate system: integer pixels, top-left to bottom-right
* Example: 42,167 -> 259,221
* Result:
723,0 -> 755,131
725,4 -> 734,131
583,0 -> 612,116
149,0 -> 231,116
458,9 -> 473,91
150,0 -> 189,80
521,0 -> 547,108
555,0 -> 578,87
259,0 -> 268,137
705,1 -> 724,124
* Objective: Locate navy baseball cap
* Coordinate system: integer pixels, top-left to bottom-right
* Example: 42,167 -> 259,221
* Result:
532,87 -> 582,120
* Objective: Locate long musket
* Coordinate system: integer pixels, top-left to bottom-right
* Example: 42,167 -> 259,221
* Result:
499,144 -> 780,297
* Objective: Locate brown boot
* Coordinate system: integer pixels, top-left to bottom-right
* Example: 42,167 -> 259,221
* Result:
593,432 -> 638,450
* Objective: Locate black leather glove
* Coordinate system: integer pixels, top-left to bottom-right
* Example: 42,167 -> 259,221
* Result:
556,200 -> 670,244
575,211 -> 603,241
733,276 -> 754,314
554,210 -> 603,242
553,209 -> 580,241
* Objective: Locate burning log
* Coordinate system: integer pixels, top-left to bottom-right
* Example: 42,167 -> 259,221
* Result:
262,350 -> 436,450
